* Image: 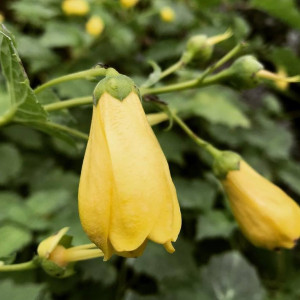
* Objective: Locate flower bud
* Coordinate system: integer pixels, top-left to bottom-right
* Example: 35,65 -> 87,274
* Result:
217,156 -> 300,250
160,7 -> 175,23
120,0 -> 139,9
62,0 -> 90,16
79,75 -> 181,260
86,16 -> 105,37
225,55 -> 264,89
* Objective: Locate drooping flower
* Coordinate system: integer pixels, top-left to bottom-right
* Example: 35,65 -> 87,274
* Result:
214,151 -> 300,250
78,75 -> 181,260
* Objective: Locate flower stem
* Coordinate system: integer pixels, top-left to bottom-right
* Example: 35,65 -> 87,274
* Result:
172,113 -> 221,158
160,60 -> 184,80
44,96 -> 93,112
141,42 -> 245,95
34,67 -> 119,94
0,260 -> 38,272
43,122 -> 89,140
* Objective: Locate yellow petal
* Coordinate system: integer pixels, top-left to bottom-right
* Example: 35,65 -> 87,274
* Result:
78,105 -> 114,259
223,161 -> 300,249
99,92 -> 178,252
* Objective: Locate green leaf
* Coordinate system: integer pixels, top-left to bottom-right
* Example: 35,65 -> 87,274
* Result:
141,60 -> 162,88
277,161 -> 300,196
26,189 -> 71,216
0,224 -> 31,256
0,144 -> 22,185
167,87 -> 250,128
174,178 -> 217,211
196,211 -> 236,240
201,251 -> 265,300
0,280 -> 44,300
0,25 -> 47,124
251,0 -> 300,30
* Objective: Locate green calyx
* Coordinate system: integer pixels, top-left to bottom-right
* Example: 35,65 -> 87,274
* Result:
181,35 -> 213,64
212,151 -> 241,179
93,74 -> 140,105
225,55 -> 264,89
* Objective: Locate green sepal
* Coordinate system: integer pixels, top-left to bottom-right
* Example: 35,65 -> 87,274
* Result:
213,151 -> 241,179
93,75 -> 140,105
39,258 -> 75,278
225,55 -> 264,89
181,35 -> 213,64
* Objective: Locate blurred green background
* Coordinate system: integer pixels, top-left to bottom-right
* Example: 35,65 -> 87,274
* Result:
1,0 -> 300,299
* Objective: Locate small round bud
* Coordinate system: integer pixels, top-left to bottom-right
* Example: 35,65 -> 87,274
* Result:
213,151 -> 241,179
120,0 -> 139,8
226,55 -> 264,89
86,16 -> 105,37
160,7 -> 176,23
62,0 -> 90,16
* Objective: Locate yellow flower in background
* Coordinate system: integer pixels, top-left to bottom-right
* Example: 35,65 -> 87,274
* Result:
222,160 -> 300,250
78,75 -> 181,260
160,7 -> 175,22
120,0 -> 139,9
0,13 -> 4,23
62,0 -> 90,16
86,16 -> 105,37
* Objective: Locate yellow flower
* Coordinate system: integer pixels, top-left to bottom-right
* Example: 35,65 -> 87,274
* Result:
120,0 -> 139,9
160,7 -> 175,23
86,16 -> 105,37
222,160 -> 300,250
38,228 -> 103,277
78,75 -> 181,260
62,0 -> 90,16
0,13 -> 4,23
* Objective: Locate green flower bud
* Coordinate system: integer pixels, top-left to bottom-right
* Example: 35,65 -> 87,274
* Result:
225,55 -> 264,89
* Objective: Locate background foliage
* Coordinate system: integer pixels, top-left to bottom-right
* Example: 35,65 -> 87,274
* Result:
1,0 -> 300,299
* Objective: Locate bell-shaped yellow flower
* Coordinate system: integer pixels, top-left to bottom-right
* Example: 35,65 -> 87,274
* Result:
222,159 -> 300,250
86,16 -> 105,37
78,75 -> 181,260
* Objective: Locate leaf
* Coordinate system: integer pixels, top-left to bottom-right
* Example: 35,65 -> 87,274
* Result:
201,251 -> 265,300
0,25 -> 47,124
166,86 -> 250,128
141,60 -> 162,88
0,280 -> 44,300
0,144 -> 22,185
0,224 -> 31,256
196,211 -> 236,240
251,0 -> 300,30
26,189 -> 71,216
277,161 -> 300,196
174,178 -> 217,212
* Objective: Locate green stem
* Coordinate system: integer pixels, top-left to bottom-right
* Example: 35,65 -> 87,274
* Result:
141,42 -> 245,95
160,60 -> 183,80
44,96 -> 93,112
141,71 -> 229,95
0,107 -> 17,127
34,67 -> 119,94
44,122 -> 89,140
0,261 -> 37,272
172,113 -> 221,158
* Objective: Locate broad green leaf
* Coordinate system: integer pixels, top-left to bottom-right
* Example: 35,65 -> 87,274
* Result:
0,280 -> 44,300
251,0 -> 300,30
0,143 -> 22,185
0,224 -> 31,256
277,161 -> 300,196
201,251 -> 265,300
196,211 -> 236,240
174,178 -> 217,211
0,25 -> 47,124
26,189 -> 71,216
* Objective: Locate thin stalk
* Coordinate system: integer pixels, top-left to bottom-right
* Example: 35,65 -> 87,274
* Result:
159,60 -> 183,80
44,122 -> 89,140
44,96 -> 93,112
172,113 -> 221,158
65,249 -> 103,262
34,67 -> 119,94
0,261 -> 37,272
